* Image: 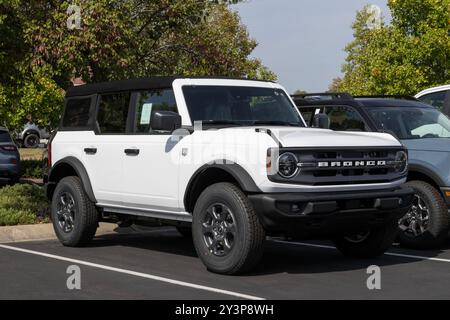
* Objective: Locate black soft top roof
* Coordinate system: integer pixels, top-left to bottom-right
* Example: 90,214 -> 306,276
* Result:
65,76 -> 273,97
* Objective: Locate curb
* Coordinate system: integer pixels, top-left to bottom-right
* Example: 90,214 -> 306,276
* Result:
0,222 -> 119,244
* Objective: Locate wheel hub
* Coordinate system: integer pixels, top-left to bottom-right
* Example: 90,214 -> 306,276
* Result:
398,194 -> 430,238
202,203 -> 236,257
56,192 -> 76,233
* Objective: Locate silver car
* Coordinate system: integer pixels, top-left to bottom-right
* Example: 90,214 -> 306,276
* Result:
16,122 -> 50,148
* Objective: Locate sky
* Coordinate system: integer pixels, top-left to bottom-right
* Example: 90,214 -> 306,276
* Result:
231,0 -> 391,93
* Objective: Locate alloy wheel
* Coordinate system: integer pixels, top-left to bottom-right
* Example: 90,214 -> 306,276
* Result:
202,203 -> 237,257
398,194 -> 430,238
56,192 -> 76,233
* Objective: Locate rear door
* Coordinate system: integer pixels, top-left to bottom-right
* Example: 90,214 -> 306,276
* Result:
81,92 -> 131,206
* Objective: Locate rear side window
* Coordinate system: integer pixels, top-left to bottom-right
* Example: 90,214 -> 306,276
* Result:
0,130 -> 12,143
62,98 -> 92,128
134,89 -> 177,133
97,92 -> 131,134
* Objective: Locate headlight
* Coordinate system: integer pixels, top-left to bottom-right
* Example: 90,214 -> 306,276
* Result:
277,152 -> 298,178
394,151 -> 408,173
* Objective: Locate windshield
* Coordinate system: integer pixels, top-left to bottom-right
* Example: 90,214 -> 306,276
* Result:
368,106 -> 450,139
182,86 -> 304,127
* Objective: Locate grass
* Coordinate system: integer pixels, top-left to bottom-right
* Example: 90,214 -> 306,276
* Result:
20,160 -> 43,179
19,148 -> 45,161
0,184 -> 49,226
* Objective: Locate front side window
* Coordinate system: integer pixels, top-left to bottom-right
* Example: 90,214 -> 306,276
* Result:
182,86 -> 304,126
368,106 -> 450,139
62,98 -> 92,128
97,92 -> 131,134
134,89 -> 177,133
418,91 -> 447,110
324,106 -> 367,131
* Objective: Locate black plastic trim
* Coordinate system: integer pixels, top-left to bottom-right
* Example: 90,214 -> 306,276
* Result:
47,157 -> 96,203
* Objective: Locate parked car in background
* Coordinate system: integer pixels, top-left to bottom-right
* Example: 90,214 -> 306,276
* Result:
294,93 -> 450,249
15,122 -> 51,148
416,84 -> 450,114
0,126 -> 20,185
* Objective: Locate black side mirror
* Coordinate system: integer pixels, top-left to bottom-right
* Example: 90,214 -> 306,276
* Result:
151,111 -> 182,132
313,113 -> 330,129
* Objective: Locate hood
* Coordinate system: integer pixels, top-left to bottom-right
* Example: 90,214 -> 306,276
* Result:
218,127 -> 402,148
402,138 -> 450,153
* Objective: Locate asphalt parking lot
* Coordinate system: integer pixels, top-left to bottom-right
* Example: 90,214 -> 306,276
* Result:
1,227 -> 450,300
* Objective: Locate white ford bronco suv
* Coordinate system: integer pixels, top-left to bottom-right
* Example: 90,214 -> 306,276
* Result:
46,77 -> 413,274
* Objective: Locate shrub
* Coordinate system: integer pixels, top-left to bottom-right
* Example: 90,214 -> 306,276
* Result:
0,184 -> 49,226
20,159 -> 43,179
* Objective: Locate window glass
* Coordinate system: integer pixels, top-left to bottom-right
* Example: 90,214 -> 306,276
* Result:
134,89 -> 177,133
368,106 -> 450,139
418,91 -> 447,110
0,130 -> 12,143
324,106 -> 367,131
182,86 -> 304,126
97,92 -> 130,134
62,98 -> 92,128
298,107 -> 318,126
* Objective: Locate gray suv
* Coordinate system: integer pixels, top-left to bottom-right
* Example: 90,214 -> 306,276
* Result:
294,94 -> 450,249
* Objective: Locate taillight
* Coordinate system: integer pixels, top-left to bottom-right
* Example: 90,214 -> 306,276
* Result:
1,145 -> 17,152
47,142 -> 52,168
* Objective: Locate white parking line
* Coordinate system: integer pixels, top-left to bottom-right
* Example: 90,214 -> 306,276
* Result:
271,240 -> 450,263
0,244 -> 264,300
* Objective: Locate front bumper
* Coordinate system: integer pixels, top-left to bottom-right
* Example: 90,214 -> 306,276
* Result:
248,185 -> 414,238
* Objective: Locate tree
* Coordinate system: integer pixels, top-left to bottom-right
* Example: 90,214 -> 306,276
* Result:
0,0 -> 275,128
336,0 -> 450,95
293,89 -> 307,95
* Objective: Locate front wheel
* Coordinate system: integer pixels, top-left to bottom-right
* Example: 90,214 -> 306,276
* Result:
51,176 -> 98,247
192,183 -> 265,275
333,219 -> 398,258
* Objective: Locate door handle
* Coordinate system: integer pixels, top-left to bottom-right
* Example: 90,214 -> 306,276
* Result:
84,147 -> 97,155
124,148 -> 140,156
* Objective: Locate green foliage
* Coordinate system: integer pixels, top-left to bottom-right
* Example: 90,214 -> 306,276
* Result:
337,0 -> 450,95
0,183 -> 49,226
0,1 -> 275,129
20,160 -> 43,179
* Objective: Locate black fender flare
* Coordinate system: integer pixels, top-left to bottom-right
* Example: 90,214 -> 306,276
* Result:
47,157 -> 97,203
408,163 -> 445,187
183,161 -> 261,211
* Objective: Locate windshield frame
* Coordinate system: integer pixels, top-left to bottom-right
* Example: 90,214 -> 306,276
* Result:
181,84 -> 306,128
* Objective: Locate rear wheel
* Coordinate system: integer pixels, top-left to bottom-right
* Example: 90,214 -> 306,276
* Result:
397,181 -> 449,249
23,133 -> 39,148
192,183 -> 265,275
51,176 -> 98,247
333,219 -> 398,258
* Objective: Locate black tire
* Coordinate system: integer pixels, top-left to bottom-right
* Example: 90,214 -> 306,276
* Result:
397,181 -> 449,249
51,176 -> 98,247
192,182 -> 265,275
176,226 -> 192,238
333,219 -> 398,258
23,133 -> 39,148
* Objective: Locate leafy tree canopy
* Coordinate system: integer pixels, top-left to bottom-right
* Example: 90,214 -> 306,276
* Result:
0,0 -> 275,128
335,0 -> 450,95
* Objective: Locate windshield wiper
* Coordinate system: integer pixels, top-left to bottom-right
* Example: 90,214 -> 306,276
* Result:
198,120 -> 245,126
252,120 -> 301,127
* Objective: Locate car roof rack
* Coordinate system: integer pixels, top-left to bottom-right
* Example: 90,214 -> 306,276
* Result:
291,92 -> 354,101
354,95 -> 418,101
